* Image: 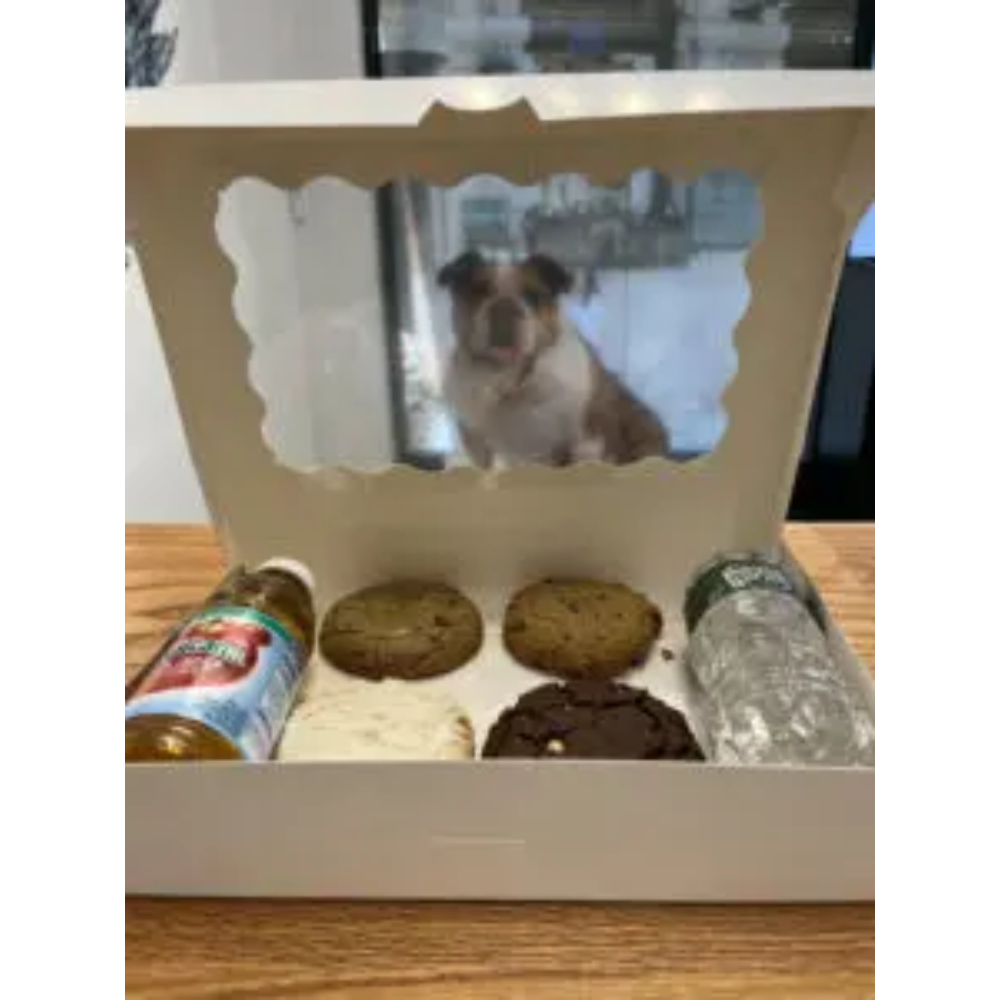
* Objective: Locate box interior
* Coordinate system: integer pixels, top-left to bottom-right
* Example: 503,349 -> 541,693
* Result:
126,72 -> 874,754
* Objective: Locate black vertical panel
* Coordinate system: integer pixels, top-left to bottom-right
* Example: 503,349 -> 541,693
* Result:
858,378 -> 874,514
789,259 -> 874,522
788,2 -> 873,520
360,0 -> 413,465
854,0 -> 875,68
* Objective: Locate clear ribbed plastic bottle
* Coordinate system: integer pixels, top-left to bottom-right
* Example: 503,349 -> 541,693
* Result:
683,553 -> 874,767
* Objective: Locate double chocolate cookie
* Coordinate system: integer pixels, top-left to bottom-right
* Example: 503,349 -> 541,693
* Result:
320,581 -> 484,681
503,579 -> 663,680
482,680 -> 704,761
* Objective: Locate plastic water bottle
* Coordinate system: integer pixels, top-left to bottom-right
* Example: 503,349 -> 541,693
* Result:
683,553 -> 875,767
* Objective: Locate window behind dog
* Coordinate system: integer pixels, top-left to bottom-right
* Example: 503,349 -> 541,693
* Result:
217,168 -> 760,472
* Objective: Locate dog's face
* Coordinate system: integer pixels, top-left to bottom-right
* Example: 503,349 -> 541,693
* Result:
438,252 -> 574,367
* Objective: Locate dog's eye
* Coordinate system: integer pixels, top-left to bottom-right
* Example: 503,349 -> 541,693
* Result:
524,290 -> 546,309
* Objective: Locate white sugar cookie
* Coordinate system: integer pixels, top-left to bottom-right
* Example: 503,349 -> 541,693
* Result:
278,679 -> 475,762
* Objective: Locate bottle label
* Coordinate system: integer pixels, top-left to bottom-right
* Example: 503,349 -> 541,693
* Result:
685,554 -> 826,634
125,605 -> 306,761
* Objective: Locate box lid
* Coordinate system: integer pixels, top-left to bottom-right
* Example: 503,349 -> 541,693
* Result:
126,72 -> 873,600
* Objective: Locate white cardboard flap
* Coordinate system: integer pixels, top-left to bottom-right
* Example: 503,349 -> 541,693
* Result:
126,72 -> 874,603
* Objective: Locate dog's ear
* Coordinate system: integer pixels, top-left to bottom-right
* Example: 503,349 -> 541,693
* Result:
524,254 -> 575,297
437,250 -> 487,292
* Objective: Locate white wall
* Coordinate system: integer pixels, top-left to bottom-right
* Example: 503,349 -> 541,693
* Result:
125,254 -> 211,521
126,0 -> 373,522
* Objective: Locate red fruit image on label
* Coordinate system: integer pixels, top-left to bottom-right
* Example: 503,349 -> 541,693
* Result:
126,603 -> 306,761
136,614 -> 274,698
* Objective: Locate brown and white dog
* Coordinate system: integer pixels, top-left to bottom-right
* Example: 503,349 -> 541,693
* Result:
438,251 -> 670,468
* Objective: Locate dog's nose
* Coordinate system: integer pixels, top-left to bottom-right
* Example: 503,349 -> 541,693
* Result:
488,300 -> 522,349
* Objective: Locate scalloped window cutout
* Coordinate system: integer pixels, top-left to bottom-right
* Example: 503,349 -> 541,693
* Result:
217,170 -> 760,473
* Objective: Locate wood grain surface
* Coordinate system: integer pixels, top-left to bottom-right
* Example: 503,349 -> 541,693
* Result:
125,523 -> 875,999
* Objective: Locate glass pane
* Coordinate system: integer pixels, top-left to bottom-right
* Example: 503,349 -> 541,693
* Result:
378,2 -> 861,75
393,170 -> 755,466
375,0 -> 864,467
219,169 -> 756,472
851,207 -> 874,259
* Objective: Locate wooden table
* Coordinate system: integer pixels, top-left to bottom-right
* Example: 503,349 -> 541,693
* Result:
126,524 -> 874,999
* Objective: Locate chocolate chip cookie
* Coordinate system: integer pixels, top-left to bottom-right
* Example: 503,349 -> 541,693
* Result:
503,579 -> 662,679
320,581 -> 484,681
482,680 -> 704,761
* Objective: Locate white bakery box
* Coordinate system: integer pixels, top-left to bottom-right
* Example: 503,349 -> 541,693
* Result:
125,71 -> 875,902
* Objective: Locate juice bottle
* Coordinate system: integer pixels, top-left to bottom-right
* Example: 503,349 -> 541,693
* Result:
125,558 -> 316,762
